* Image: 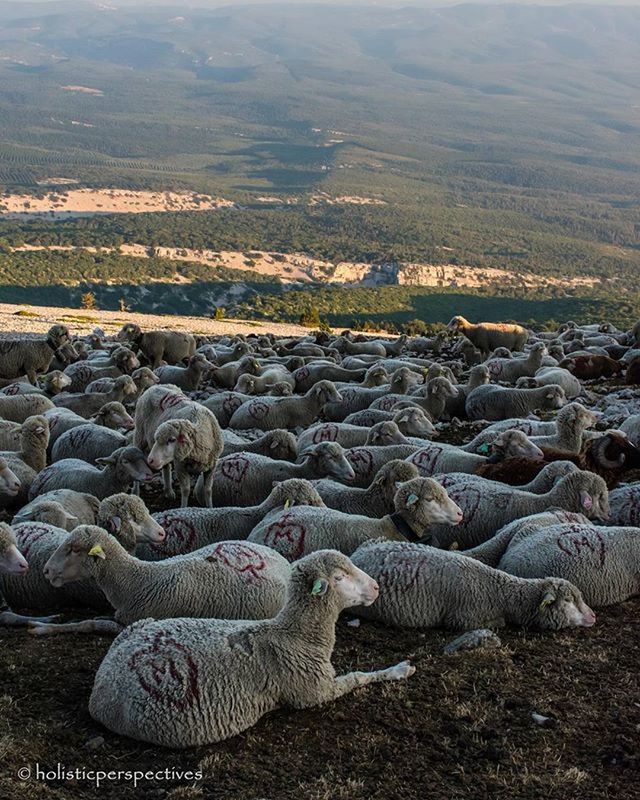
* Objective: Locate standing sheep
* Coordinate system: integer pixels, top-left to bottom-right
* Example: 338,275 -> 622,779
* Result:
116,324 -> 196,368
88,549 -> 415,747
447,316 -> 528,355
0,325 -> 70,384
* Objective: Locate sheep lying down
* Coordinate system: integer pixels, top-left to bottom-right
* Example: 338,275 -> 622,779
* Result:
350,539 -> 596,631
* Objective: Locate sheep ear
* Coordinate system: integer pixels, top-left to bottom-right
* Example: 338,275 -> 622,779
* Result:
88,544 -> 106,560
65,513 -> 80,527
311,578 -> 329,596
406,493 -> 419,506
540,591 -> 556,609
270,440 -> 280,450
284,499 -> 291,509
96,456 -> 115,467
107,515 -> 122,533
580,491 -> 593,510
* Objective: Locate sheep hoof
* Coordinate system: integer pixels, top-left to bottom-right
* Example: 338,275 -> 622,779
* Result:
443,629 -> 502,655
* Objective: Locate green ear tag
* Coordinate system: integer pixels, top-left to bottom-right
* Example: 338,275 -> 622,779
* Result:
311,579 -> 324,595
478,443 -> 490,455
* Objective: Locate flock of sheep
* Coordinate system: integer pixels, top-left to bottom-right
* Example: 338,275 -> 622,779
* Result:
2,314 -> 640,749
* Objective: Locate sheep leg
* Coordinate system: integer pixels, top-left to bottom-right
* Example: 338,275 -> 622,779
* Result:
200,468 -> 214,508
28,618 -> 123,637
0,610 -> 61,628
175,462 -> 191,507
26,369 -> 39,386
161,463 -> 176,500
132,479 -> 141,497
295,661 -> 415,707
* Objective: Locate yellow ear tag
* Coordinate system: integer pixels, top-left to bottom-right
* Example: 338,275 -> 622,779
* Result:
540,597 -> 554,609
88,544 -> 106,560
284,499 -> 291,509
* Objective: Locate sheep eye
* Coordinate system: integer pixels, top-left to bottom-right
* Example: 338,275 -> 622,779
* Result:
168,437 -> 177,444
334,574 -> 343,582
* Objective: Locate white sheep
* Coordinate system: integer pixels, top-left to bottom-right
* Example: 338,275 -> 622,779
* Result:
466,384 -> 567,421
248,477 -> 463,560
12,489 -> 100,529
88,549 -> 415,747
350,540 -> 596,630
229,380 -> 342,431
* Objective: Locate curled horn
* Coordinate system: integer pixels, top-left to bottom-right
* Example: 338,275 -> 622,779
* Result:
593,435 -> 626,469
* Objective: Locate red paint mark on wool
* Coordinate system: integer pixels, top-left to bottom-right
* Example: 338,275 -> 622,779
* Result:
312,424 -> 338,444
264,513 -> 306,561
409,446 -> 444,476
296,366 -> 310,381
556,527 -> 606,567
348,448 -> 374,478
208,542 -> 267,583
152,513 -> 196,555
379,550 -> 430,591
128,630 -> 200,710
248,400 -> 271,421
2,384 -> 21,396
222,395 -> 243,416
445,485 -> 481,521
159,392 -> 184,412
220,455 -> 249,484
15,525 -> 52,559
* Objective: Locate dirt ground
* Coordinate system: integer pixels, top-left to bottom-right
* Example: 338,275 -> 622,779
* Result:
1,600 -> 639,800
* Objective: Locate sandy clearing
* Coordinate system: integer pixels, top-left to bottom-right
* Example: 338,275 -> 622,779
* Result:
61,85 -> 104,95
0,303 -> 319,339
11,243 -> 603,289
0,189 -> 235,217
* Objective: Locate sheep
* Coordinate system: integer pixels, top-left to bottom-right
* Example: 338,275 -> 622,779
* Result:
526,402 -> 598,452
333,335 -> 387,357
344,406 -> 436,439
229,380 -> 342,431
140,479 -> 324,560
13,489 -> 100,529
0,393 -> 54,423
209,356 -> 262,390
524,366 -> 583,399
298,419 -> 405,453
483,342 -> 547,382
234,364 -> 296,394
0,522 -> 59,628
222,429 -> 298,461
0,370 -> 71,398
53,375 -> 137,417
463,416 -> 559,453
40,526 -> 291,630
0,457 -> 21,498
86,366 -> 158,399
423,470 -> 609,550
0,325 -> 70,384
447,316 -> 528,355
444,365 -> 490,419
0,416 -> 49,507
3,496 -> 166,616
372,376 -> 458,420
87,549 -> 414,748
345,444 -> 422,488
51,424 -> 129,464
45,402 -> 134,451
201,391 -> 251,427
559,354 -> 622,380
350,539 -> 595,631
312,460 -> 420,517
249,477 -> 463,560
460,509 -> 591,565
63,346 -> 140,393
202,442 -> 356,507
608,484 -> 640,526
29,446 -> 153,500
437,460 -> 579,498
116,323 -> 196,368
465,384 -> 567,421
476,431 -> 640,489
155,353 -> 214,391
408,331 -> 447,355
625,356 -> 640,385
293,364 -> 367,393
406,430 -> 544,477
0,419 -> 21,449
466,518 -> 640,608
135,385 -> 223,507
619,414 -> 640,447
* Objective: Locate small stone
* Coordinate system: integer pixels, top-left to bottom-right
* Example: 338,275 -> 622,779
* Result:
531,712 -> 556,728
443,629 -> 501,654
84,736 -> 105,751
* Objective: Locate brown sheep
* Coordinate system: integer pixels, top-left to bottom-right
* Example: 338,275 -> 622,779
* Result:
475,431 -> 640,489
446,316 -> 528,355
559,354 -> 622,380
625,356 -> 640,385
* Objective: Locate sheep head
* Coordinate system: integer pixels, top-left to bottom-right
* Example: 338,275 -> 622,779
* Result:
148,420 -> 197,468
366,421 -> 405,446
267,478 -> 325,509
300,441 -> 355,482
393,477 -> 463,533
393,407 -> 436,438
533,578 -> 595,630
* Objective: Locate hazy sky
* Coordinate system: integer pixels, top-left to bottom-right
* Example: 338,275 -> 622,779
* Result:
16,0 -> 640,5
